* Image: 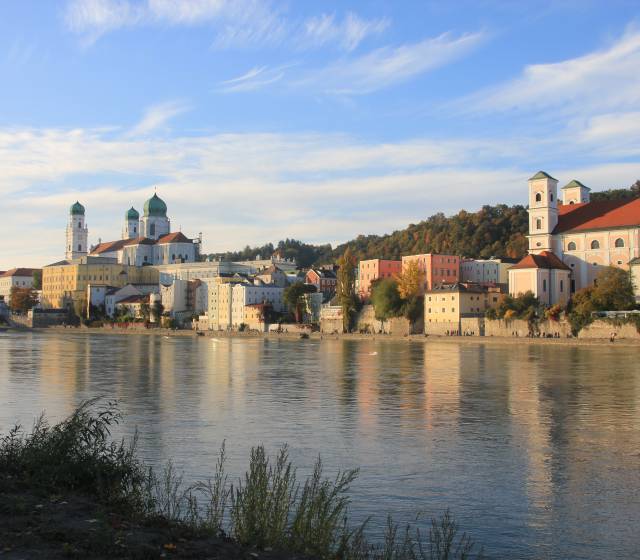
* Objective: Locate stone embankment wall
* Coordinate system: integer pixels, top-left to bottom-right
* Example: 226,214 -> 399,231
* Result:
355,305 -> 420,336
268,323 -> 313,334
578,320 -> 640,340
484,318 -> 572,338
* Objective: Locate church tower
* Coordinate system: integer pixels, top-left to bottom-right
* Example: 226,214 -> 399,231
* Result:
141,193 -> 170,240
65,201 -> 89,260
527,171 -> 558,254
122,207 -> 140,239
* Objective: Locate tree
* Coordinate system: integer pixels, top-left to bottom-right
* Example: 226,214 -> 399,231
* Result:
9,287 -> 38,313
151,300 -> 164,323
32,270 -> 42,290
568,267 -> 636,334
283,282 -> 316,323
337,248 -> 358,332
370,278 -> 403,321
396,260 -> 422,299
140,302 -> 151,322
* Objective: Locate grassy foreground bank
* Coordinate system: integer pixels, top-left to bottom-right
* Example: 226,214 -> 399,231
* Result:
0,400 -> 485,560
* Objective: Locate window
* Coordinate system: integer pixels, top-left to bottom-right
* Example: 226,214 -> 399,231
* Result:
535,192 -> 542,202
590,240 -> 600,250
536,218 -> 542,230
78,222 -> 81,229
560,280 -> 564,292
550,193 -> 554,202
567,242 -> 576,251
615,238 -> 625,248
150,223 -> 155,236
77,244 -> 81,251
536,242 -> 542,247
543,279 -> 547,292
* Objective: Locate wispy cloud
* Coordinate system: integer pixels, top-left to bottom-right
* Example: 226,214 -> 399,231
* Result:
295,31 -> 487,95
217,65 -> 292,92
459,28 -> 640,116
301,12 -> 389,52
64,0 -> 387,52
128,100 -> 190,136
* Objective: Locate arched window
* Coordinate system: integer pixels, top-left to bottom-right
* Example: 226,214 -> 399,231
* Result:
590,240 -> 600,250
535,192 -> 542,202
77,244 -> 81,251
550,193 -> 554,202
569,200 -> 575,205
536,218 -> 542,230
150,223 -> 156,236
615,238 -> 624,248
78,222 -> 82,229
567,242 -> 576,251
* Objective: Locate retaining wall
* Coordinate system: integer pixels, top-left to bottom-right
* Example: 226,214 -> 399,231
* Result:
578,320 -> 640,340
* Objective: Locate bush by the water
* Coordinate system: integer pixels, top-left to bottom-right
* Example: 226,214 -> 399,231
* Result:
0,400 -> 484,560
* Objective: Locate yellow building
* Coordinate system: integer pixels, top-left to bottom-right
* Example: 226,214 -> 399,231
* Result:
42,256 -> 158,313
424,283 -> 502,335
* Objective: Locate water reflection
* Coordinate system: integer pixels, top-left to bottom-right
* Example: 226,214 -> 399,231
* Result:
0,332 -> 639,559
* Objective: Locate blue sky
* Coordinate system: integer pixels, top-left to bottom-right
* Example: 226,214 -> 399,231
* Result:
2,1 -> 640,268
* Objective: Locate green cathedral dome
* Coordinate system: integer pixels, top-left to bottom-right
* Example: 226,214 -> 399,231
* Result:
143,193 -> 167,217
126,207 -> 140,220
70,201 -> 85,215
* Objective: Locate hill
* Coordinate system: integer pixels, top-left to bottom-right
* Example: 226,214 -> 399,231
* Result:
204,180 -> 640,267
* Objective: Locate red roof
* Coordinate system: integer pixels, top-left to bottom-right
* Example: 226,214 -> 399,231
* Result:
510,251 -> 571,271
555,198 -> 640,233
117,295 -> 147,304
1,267 -> 40,277
157,232 -> 191,244
91,239 -> 129,254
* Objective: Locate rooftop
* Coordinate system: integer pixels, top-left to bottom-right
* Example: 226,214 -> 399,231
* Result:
554,197 -> 640,233
510,251 -> 571,271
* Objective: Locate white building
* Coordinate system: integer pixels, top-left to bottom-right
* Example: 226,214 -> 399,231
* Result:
85,193 -> 199,266
460,259 -> 515,285
0,268 -> 40,305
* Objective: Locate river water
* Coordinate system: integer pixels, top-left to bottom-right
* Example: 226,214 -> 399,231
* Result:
0,331 -> 639,558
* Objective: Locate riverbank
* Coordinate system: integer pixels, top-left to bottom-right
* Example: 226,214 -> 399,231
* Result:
19,325 -> 640,347
0,402 -> 483,560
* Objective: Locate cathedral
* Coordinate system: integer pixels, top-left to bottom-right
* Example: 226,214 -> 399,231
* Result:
65,193 -> 199,266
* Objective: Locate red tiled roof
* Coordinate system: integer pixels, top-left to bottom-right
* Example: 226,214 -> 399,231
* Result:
1,267 -> 40,277
510,251 -> 571,271
90,239 -> 129,254
554,198 -> 640,233
117,295 -> 147,304
157,232 -> 191,244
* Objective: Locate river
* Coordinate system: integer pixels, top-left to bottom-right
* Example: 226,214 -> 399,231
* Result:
0,331 -> 638,559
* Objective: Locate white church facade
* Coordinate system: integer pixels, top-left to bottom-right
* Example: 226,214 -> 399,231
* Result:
65,193 -> 199,266
510,171 -> 640,304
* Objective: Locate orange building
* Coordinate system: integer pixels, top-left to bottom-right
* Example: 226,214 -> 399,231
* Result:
401,254 -> 460,293
358,259 -> 402,299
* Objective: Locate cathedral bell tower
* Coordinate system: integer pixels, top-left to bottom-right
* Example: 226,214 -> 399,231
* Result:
527,171 -> 558,254
123,207 -> 140,239
66,201 -> 89,260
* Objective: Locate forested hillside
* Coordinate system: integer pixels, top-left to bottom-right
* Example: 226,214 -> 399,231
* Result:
206,180 -> 639,266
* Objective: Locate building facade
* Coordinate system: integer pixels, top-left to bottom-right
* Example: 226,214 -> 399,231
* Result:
401,254 -> 460,294
42,256 -> 159,312
66,202 -> 89,261
357,259 -> 402,299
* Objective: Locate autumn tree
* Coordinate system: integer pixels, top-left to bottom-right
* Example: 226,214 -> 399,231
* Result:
32,270 -> 42,290
9,287 -> 38,313
396,260 -> 423,299
284,282 -> 316,323
337,248 -> 358,332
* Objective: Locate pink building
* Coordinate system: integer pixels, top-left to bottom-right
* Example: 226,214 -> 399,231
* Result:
358,259 -> 402,300
401,254 -> 460,293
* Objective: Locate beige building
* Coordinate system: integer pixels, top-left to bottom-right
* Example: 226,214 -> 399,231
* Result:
524,171 -> 640,295
208,281 -> 285,331
42,256 -> 159,313
508,252 -> 571,306
424,283 -> 502,334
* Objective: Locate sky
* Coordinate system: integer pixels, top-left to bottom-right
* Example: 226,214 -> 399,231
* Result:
2,0 -> 640,268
